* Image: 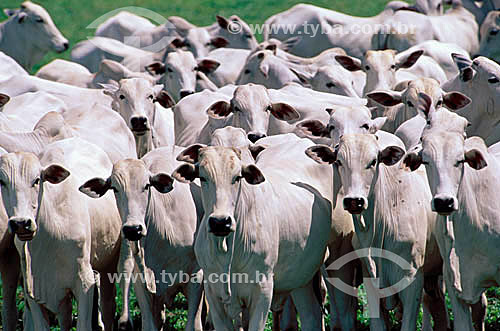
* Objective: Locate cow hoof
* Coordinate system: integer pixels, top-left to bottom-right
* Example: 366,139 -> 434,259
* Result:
117,319 -> 133,331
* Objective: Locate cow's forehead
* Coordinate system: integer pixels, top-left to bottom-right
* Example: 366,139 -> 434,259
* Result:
365,50 -> 396,65
331,106 -> 371,123
0,152 -> 41,179
422,131 -> 464,157
112,159 -> 148,185
22,2 -> 49,17
167,50 -> 196,67
119,78 -> 152,94
338,134 -> 379,160
199,147 -> 242,175
474,57 -> 500,77
405,78 -> 442,101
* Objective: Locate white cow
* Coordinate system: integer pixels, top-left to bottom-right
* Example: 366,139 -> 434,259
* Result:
36,59 -> 157,88
80,147 -> 204,331
100,78 -> 175,158
374,4 -> 479,55
202,48 -> 251,86
0,2 -> 68,70
0,148 -> 19,331
460,0 -> 500,25
443,55 -> 500,146
0,138 -> 123,330
171,142 -> 332,331
478,11 -> 500,61
0,51 -> 28,77
263,2 -> 427,58
306,134 -> 446,330
402,131 -> 500,331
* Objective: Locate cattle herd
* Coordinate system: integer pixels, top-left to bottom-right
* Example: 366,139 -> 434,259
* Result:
0,0 -> 499,330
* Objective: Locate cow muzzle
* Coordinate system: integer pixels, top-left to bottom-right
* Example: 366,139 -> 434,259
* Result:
8,217 -> 36,241
432,195 -> 458,215
343,197 -> 367,214
180,90 -> 195,99
130,116 -> 150,136
208,215 -> 234,237
247,132 -> 267,143
122,224 -> 146,241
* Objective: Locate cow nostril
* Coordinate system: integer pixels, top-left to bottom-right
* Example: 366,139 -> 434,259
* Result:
63,42 -> 69,50
434,197 -> 455,214
343,197 -> 365,214
8,220 -> 19,232
122,225 -> 144,241
208,216 -> 232,236
180,90 -> 194,99
248,133 -> 266,143
130,117 -> 148,130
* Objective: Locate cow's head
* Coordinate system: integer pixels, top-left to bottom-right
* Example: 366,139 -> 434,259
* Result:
215,15 -> 258,50
172,145 -> 264,237
101,78 -> 174,137
206,84 -> 299,143
306,134 -> 404,214
402,131 -> 487,215
291,66 -> 361,98
0,152 -> 70,241
479,11 -> 500,61
79,159 -> 173,241
4,2 -> 68,54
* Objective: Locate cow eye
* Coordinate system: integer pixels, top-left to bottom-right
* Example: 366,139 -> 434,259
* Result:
144,183 -> 151,191
148,94 -> 154,100
488,77 -> 500,84
326,82 -> 336,88
205,42 -> 211,46
436,100 -> 443,107
234,106 -> 241,112
199,177 -> 207,183
167,68 -> 173,73
390,65 -> 396,70
361,123 -> 369,130
490,29 -> 499,36
111,187 -> 118,193
365,65 -> 370,71
32,178 -> 40,187
336,160 -> 343,166
245,34 -> 252,39
407,101 -> 414,108
119,95 -> 125,100
455,159 -> 465,167
233,175 -> 242,184
266,105 -> 272,112
36,17 -> 44,23
367,159 -> 377,169
244,69 -> 251,74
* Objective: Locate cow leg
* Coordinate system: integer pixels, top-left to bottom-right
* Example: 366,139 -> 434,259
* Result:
57,293 -> 73,331
204,283 -> 234,330
247,280 -> 274,331
185,270 -> 204,331
117,240 -> 134,331
290,279 -> 323,331
99,271 -> 117,331
422,275 -> 449,331
471,293 -> 487,331
398,271 -> 423,331
74,266 -> 97,331
26,297 -> 50,331
0,250 -> 20,331
280,297 -> 299,331
444,275 -> 474,330
131,272 -> 158,330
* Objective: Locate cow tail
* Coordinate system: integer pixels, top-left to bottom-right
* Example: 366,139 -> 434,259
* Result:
313,271 -> 327,316
92,270 -> 101,330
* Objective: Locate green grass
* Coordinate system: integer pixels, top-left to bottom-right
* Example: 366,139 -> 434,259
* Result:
1,0 -> 500,329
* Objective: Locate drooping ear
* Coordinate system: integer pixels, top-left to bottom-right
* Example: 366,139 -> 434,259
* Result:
265,43 -> 278,55
155,90 -> 175,108
0,93 -> 10,108
378,146 -> 405,166
41,164 -> 70,184
17,12 -> 27,23
296,120 -> 329,137
207,100 -> 232,119
241,164 -> 265,185
270,103 -> 300,121
172,164 -> 198,183
335,55 -> 363,71
305,145 -> 337,164
4,9 -> 17,17
367,91 -> 403,106
443,92 -> 471,110
464,149 -> 488,170
417,92 -> 433,118
216,15 -> 230,29
210,37 -> 229,48
197,59 -> 220,74
150,173 -> 174,193
290,68 -> 313,85
145,62 -> 166,75
396,50 -> 424,69
370,117 -> 387,133
401,148 -> 423,171
280,36 -> 301,52
451,53 -> 473,72
176,144 -> 205,163
99,82 -> 119,97
248,145 -> 266,160
79,177 -> 111,198
170,38 -> 186,49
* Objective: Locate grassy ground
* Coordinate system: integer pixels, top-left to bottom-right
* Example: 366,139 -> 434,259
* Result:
1,0 -> 500,329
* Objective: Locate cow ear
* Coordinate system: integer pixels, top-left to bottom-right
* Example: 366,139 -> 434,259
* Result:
396,50 -> 424,69
335,55 -> 362,71
176,144 -> 205,163
296,120 -> 329,137
170,38 -> 186,49
79,177 -> 111,198
172,164 -> 198,183
42,164 -> 70,184
99,82 -> 119,96
443,92 -> 471,110
241,165 -> 265,185
210,37 -> 229,48
452,53 -> 473,72
248,145 -> 266,160
155,90 -> 175,108
378,146 -> 405,166
290,68 -> 313,85
145,62 -> 166,75
305,145 -> 337,164
17,12 -> 27,23
150,173 -> 174,193
216,15 -> 230,30
370,117 -> 387,133
196,59 -> 220,74
280,36 -> 301,52
265,43 -> 278,55
270,103 -> 300,121
401,149 -> 423,171
417,92 -> 433,118
464,149 -> 487,170
0,93 -> 10,107
4,9 -> 17,17
367,91 -> 403,106
207,100 -> 232,119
